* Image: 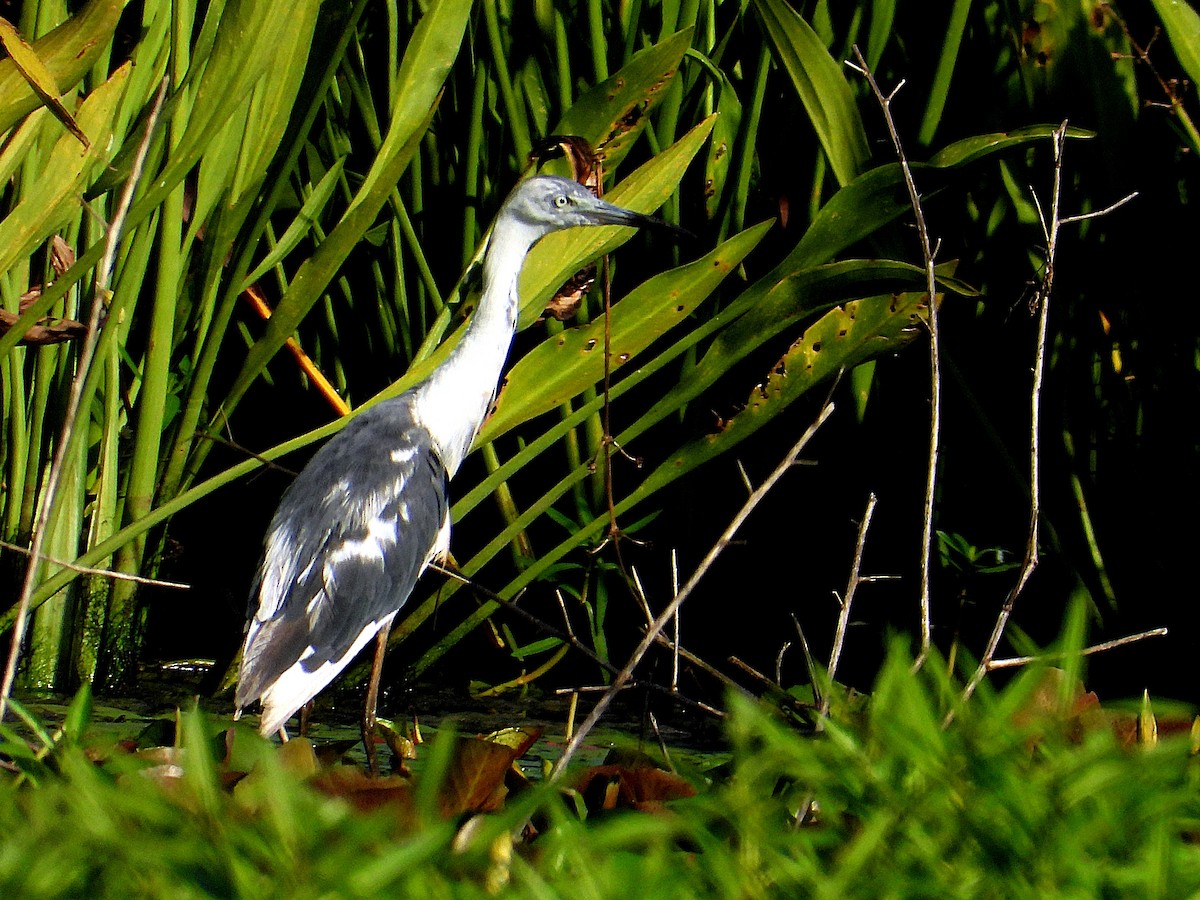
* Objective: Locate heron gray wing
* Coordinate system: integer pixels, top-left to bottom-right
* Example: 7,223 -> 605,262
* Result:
237,395 -> 448,707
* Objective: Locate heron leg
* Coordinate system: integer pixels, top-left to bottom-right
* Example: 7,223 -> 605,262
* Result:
362,621 -> 392,776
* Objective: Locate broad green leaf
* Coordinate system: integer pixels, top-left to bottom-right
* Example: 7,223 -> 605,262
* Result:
1150,0 -> 1200,86
481,221 -> 771,442
221,0 -> 473,416
917,0 -> 971,146
0,106 -> 49,187
189,0 -> 321,238
0,0 -> 125,135
0,17 -> 88,147
0,63 -> 130,281
644,258 -> 967,440
790,126 -> 1081,270
703,66 -> 743,219
694,259 -> 972,386
752,0 -> 870,187
866,0 -> 897,70
627,291 -> 929,510
788,162 -> 940,271
229,0 -> 321,207
550,29 -> 693,171
926,125 -> 1093,168
101,0 -> 297,246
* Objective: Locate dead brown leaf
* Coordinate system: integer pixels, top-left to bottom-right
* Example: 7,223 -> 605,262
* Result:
310,766 -> 416,815
439,737 -> 522,818
573,763 -> 697,813
0,289 -> 86,345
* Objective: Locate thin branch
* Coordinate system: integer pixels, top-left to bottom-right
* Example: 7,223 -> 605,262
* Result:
849,46 -> 941,664
628,565 -> 656,627
0,541 -> 189,590
775,641 -> 791,686
647,711 -> 675,773
822,493 -> 877,717
554,682 -> 723,718
1059,191 -> 1138,225
670,548 -> 680,693
1,79 -> 169,722
553,589 -> 576,638
959,122 -> 1138,708
551,401 -> 836,778
989,628 -> 1168,670
651,632 -> 745,695
728,656 -> 815,720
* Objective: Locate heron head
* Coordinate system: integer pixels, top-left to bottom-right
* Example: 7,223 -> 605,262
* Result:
502,175 -> 682,239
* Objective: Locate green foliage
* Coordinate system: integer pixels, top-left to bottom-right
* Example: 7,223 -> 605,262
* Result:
2,646 -> 1199,896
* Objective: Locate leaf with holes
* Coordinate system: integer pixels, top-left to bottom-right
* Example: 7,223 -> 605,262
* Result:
549,29 -> 693,171
631,291 -> 929,502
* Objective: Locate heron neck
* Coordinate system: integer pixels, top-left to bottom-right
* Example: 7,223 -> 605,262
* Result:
413,219 -> 536,476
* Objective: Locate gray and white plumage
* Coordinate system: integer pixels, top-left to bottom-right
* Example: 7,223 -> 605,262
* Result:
235,175 -> 673,735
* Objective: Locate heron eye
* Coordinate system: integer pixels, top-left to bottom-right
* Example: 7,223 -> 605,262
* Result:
553,194 -> 568,208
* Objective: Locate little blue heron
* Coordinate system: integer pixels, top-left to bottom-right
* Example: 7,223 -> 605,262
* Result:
235,175 -> 676,755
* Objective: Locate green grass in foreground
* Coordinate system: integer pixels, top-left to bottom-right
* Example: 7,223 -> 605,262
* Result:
2,644 -> 1198,898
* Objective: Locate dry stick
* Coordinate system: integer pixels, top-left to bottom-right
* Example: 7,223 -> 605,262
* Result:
551,401 -> 836,778
0,80 -> 170,722
670,548 -> 680,693
0,540 -> 189,590
653,632 -> 744,696
821,492 -> 878,718
727,656 -> 814,720
959,122 -> 1139,707
558,683 -> 720,714
631,562 -> 740,693
989,628 -> 1168,670
647,710 -> 675,773
775,640 -> 791,685
847,47 -> 941,664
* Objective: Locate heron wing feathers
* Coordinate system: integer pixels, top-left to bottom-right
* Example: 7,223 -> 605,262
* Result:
237,397 -> 448,709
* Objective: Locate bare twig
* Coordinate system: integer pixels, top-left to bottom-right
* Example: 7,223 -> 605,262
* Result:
554,682 -> 723,718
848,46 -> 941,664
988,627 -> 1168,670
958,122 -> 1138,708
0,540 -> 189,590
1,79 -> 169,722
647,710 -> 675,773
628,566 -> 656,627
670,548 -> 680,693
651,632 -> 745,695
553,589 -> 576,638
551,401 -> 836,778
775,641 -> 791,686
821,493 -> 878,716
